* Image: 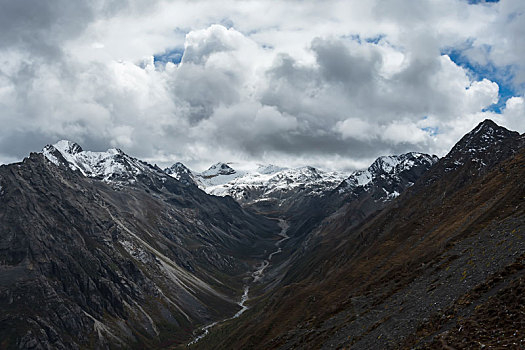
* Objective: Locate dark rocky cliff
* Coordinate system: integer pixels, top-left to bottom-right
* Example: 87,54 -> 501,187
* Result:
0,151 -> 279,349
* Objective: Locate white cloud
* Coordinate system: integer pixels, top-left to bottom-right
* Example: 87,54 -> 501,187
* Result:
335,118 -> 377,142
382,121 -> 429,145
0,0 -> 523,170
500,96 -> 525,132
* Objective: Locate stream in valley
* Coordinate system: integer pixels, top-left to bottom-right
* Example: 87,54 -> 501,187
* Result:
188,219 -> 289,346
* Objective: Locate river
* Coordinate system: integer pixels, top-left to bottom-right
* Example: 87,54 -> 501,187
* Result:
187,219 -> 289,346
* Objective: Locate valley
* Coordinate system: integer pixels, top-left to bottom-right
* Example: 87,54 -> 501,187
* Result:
188,219 -> 289,346
184,120 -> 525,349
0,119 -> 523,349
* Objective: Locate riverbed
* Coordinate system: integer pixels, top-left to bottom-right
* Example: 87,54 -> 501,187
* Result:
188,219 -> 289,346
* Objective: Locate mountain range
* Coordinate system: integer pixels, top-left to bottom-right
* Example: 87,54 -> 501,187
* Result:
0,119 -> 523,349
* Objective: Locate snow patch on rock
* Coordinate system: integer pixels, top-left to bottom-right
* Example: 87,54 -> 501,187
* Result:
42,140 -> 161,184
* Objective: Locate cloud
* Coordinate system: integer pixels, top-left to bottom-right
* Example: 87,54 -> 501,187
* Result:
335,118 -> 377,142
0,0 -> 523,171
500,96 -> 525,132
168,25 -> 267,123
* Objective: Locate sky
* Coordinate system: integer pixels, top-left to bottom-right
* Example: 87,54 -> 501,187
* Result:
0,0 -> 523,171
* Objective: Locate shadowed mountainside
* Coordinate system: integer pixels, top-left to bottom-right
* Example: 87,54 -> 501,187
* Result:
0,148 -> 279,349
191,120 -> 525,349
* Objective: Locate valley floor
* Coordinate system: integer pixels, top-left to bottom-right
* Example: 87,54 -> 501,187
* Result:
186,219 -> 290,347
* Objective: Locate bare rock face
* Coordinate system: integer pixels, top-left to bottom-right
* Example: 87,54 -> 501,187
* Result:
423,119 -> 523,187
0,145 -> 279,349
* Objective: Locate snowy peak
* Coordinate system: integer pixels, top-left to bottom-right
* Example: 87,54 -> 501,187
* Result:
369,152 -> 438,177
165,162 -> 192,177
53,140 -> 84,155
268,166 -> 324,185
192,154 -> 438,205
339,152 -> 439,195
42,140 -> 162,184
205,164 -> 347,202
256,164 -> 287,175
164,161 -> 245,188
164,162 -> 199,186
195,162 -> 244,187
201,162 -> 236,177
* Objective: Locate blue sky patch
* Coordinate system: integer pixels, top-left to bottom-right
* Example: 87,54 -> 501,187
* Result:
467,0 -> 499,4
344,34 -> 386,45
365,34 -> 385,44
154,48 -> 185,65
444,47 -> 518,113
421,126 -> 439,136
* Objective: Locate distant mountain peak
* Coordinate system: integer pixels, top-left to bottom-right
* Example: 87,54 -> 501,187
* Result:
205,164 -> 346,203
165,162 -> 199,186
368,152 -> 438,177
41,141 -> 161,184
256,164 -> 287,175
433,119 -> 523,176
166,161 -> 191,173
53,140 -> 84,154
202,162 -> 237,177
338,152 -> 439,196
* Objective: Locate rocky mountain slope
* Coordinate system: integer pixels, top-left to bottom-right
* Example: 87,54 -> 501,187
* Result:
191,120 -> 525,349
166,153 -> 438,240
0,142 -> 280,349
285,152 -> 438,241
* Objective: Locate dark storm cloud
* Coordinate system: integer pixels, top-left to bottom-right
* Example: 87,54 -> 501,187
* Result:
0,130 -> 53,160
312,38 -> 382,88
0,0 -> 93,57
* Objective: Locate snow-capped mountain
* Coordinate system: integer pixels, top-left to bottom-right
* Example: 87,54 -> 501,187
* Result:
207,165 -> 346,203
42,140 -> 160,182
256,164 -> 287,175
42,140 -> 167,186
165,161 -> 347,205
338,152 -> 439,199
164,161 -> 251,188
162,152 -> 439,243
165,162 -> 200,186
165,152 -> 438,209
197,162 -> 245,187
164,153 -> 439,244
